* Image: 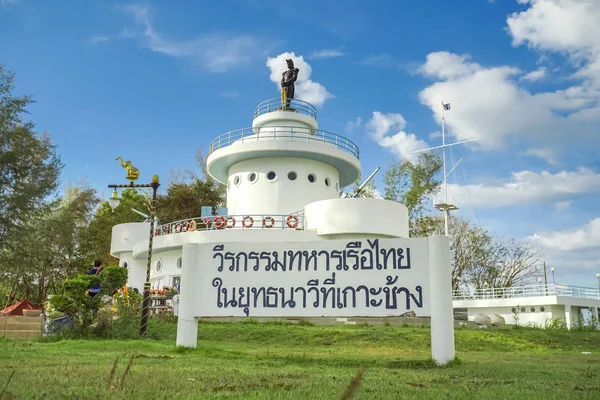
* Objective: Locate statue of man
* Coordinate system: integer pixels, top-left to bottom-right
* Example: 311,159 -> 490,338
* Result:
281,59 -> 299,107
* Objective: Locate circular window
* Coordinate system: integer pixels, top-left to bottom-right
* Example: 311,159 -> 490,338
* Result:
530,307 -> 536,312
155,260 -> 162,272
511,307 -> 517,313
176,257 -> 182,269
267,171 -> 276,180
540,306 -> 546,312
521,307 -> 526,313
121,261 -> 128,269
325,177 -> 331,187
248,172 -> 257,183
308,173 -> 316,183
234,175 -> 240,186
288,171 -> 297,181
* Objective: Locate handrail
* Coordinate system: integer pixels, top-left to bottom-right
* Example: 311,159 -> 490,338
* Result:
254,98 -> 317,120
154,212 -> 305,236
452,283 -> 600,301
207,126 -> 360,159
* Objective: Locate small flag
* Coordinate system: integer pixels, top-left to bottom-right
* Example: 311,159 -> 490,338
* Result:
443,103 -> 451,111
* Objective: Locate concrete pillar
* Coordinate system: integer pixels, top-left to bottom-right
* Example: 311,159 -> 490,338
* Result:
428,235 -> 455,365
591,307 -> 599,330
564,305 -> 572,329
176,243 -> 200,348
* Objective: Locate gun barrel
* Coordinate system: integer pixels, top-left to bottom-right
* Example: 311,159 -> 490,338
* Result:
357,167 -> 380,192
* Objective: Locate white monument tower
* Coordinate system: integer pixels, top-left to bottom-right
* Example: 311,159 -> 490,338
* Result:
109,59 -> 455,364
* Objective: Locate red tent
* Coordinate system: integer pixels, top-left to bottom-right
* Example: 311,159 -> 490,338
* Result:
0,300 -> 36,316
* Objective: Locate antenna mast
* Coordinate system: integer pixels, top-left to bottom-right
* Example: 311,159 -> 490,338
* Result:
411,101 -> 477,236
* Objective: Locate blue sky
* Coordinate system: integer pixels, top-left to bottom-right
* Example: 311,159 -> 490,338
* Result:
1,0 -> 600,286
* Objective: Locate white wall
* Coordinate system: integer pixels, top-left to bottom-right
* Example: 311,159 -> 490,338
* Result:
226,157 -> 340,216
149,249 -> 183,289
305,198 -> 409,238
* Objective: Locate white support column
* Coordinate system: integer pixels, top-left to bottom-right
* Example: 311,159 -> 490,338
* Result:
564,305 -> 572,330
176,243 -> 200,348
428,235 -> 455,365
591,307 -> 599,330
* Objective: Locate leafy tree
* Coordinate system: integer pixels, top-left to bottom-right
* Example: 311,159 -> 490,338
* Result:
0,64 -> 62,249
383,153 -> 441,223
156,148 -> 225,223
80,188 -> 149,265
49,265 -> 128,332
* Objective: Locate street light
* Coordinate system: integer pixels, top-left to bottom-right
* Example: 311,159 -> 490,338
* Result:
551,267 -> 555,285
108,157 -> 160,337
597,273 -> 600,299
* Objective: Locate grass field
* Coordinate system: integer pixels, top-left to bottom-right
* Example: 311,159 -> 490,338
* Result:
1,319 -> 600,399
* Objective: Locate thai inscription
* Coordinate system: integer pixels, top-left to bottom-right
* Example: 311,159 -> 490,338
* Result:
196,238 -> 430,318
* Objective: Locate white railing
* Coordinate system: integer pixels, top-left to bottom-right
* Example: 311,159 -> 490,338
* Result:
207,126 -> 360,159
154,212 -> 305,236
452,284 -> 600,301
254,98 -> 317,120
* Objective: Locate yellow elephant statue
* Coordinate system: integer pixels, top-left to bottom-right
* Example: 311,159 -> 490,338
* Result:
116,157 -> 140,182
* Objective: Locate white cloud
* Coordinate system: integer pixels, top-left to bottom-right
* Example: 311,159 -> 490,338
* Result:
521,66 -> 547,81
522,147 -> 558,165
553,200 -> 572,212
94,5 -> 273,73
310,49 -> 345,59
266,52 -> 333,107
366,112 -> 429,162
447,167 -> 600,208
358,54 -> 394,67
529,217 -> 600,251
417,50 -> 600,151
345,117 -> 362,133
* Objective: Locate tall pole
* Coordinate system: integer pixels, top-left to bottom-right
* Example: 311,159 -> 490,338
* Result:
140,178 -> 160,337
543,262 -> 548,295
442,101 -> 449,236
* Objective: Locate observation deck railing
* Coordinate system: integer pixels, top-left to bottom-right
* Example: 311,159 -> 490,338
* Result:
254,98 -> 317,120
207,126 -> 360,159
452,284 -> 600,301
154,212 -> 305,236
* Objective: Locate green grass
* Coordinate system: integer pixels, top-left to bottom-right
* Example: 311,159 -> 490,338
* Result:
1,319 -> 599,399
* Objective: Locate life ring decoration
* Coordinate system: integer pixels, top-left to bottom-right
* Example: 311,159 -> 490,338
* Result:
213,216 -> 226,229
242,216 -> 254,228
202,216 -> 211,226
188,220 -> 197,231
226,216 -> 236,228
263,216 -> 275,228
286,215 -> 299,229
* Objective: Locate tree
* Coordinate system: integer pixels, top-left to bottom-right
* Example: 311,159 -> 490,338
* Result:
0,64 -> 62,249
80,188 -> 149,265
0,183 -> 99,306
156,147 -> 225,223
383,153 -> 441,223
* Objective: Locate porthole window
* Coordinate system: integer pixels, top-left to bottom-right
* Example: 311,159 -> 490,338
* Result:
121,261 -> 128,269
521,307 -> 526,313
155,260 -> 162,273
511,307 -> 517,313
540,306 -> 546,312
267,171 -> 276,181
234,175 -> 240,186
530,307 -> 536,312
248,172 -> 257,183
325,177 -> 331,187
308,173 -> 316,183
176,257 -> 182,269
288,171 -> 297,181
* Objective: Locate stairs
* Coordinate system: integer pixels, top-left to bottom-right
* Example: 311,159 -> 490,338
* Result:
1,315 -> 44,338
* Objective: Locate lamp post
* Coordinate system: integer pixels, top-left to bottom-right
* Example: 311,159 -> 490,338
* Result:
537,278 -> 542,296
108,158 -> 160,337
551,267 -> 555,285
597,273 -> 600,299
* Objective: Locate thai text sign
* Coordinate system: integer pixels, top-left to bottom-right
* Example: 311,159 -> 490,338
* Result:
192,238 -> 431,317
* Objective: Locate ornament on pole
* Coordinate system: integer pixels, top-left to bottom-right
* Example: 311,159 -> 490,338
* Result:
116,157 -> 140,182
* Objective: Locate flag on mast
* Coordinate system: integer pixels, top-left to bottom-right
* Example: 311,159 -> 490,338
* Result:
443,103 -> 451,111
